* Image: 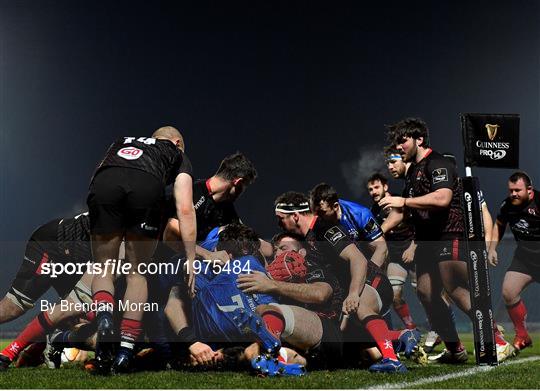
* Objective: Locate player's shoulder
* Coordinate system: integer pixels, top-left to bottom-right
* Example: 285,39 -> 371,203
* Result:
339,199 -> 372,216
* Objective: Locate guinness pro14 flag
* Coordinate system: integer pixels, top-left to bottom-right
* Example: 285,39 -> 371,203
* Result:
461,113 -> 519,168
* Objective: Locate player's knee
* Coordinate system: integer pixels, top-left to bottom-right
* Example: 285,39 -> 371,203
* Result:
502,286 -> 518,305
0,297 -> 26,322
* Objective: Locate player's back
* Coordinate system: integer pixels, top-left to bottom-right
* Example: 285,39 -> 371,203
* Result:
192,255 -> 276,343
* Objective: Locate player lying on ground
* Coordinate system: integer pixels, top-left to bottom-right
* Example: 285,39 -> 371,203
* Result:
237,231 -> 426,373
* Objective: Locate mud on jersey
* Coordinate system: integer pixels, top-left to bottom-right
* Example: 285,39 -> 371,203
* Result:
93,137 -> 192,186
497,190 -> 540,254
404,150 -> 464,239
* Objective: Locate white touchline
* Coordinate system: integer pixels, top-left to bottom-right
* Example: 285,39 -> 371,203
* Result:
366,356 -> 540,390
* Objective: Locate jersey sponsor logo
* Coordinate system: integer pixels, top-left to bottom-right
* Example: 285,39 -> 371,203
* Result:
528,208 -> 537,216
306,268 -> 325,283
432,168 -> 449,184
194,196 -> 206,210
324,227 -> 346,246
117,147 -> 143,160
364,217 -> 380,236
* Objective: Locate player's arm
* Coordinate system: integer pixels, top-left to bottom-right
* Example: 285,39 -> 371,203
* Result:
360,212 -> 387,268
381,207 -> 404,234
482,202 -> 494,244
174,173 -> 197,294
339,243 -> 368,314
487,219 -> 506,266
259,239 -> 274,258
237,272 -> 332,304
164,285 -> 218,366
402,240 -> 417,263
367,236 -> 387,268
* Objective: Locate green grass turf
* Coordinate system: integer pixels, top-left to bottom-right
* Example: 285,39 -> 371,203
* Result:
0,334 -> 538,389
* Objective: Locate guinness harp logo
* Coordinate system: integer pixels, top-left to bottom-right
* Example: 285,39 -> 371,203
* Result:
485,124 -> 499,141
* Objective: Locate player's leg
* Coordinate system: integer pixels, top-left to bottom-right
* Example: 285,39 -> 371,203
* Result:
388,262 -> 415,329
502,270 -> 533,350
111,232 -> 157,372
0,221 -> 61,324
438,241 -> 513,361
255,304 -> 323,352
415,243 -> 465,363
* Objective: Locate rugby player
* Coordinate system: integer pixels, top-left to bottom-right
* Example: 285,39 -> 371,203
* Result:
238,232 -> 425,373
488,171 -> 539,351
309,183 -> 388,268
0,212 -> 96,370
158,153 -> 257,366
273,192 -> 423,372
367,173 -> 417,330
379,118 -> 513,363
87,126 -> 195,374
0,212 -> 92,324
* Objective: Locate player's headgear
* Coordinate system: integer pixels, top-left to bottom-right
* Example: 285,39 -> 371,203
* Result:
266,251 -> 307,283
274,192 -> 311,214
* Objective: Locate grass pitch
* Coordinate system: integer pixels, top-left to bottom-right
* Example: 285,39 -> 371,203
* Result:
0,334 -> 539,389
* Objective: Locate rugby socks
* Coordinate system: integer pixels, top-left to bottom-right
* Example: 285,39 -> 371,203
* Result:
261,310 -> 285,339
1,312 -> 54,361
507,300 -> 528,338
394,303 -> 416,329
363,315 -> 398,360
119,318 -> 143,351
93,290 -> 114,316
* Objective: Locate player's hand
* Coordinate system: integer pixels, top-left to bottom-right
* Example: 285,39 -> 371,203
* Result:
237,271 -> 276,294
487,248 -> 498,267
342,294 -> 360,315
402,246 -> 415,264
189,342 -> 219,366
211,250 -> 230,266
378,195 -> 405,210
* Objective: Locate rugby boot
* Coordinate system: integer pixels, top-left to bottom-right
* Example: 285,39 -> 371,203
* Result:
428,348 -> 468,364
233,308 -> 280,355
111,348 -> 134,374
513,334 -> 533,351
369,358 -> 407,373
44,331 -> 64,369
397,329 -> 421,359
94,312 -> 115,375
250,354 -> 306,377
496,341 -> 516,363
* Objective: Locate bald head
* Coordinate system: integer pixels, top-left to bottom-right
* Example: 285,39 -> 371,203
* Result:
152,126 -> 185,151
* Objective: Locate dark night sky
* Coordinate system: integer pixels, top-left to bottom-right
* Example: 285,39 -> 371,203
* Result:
1,0 -> 539,241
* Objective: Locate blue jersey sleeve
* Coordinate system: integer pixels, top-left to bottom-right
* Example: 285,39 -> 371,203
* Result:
340,199 -> 383,241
